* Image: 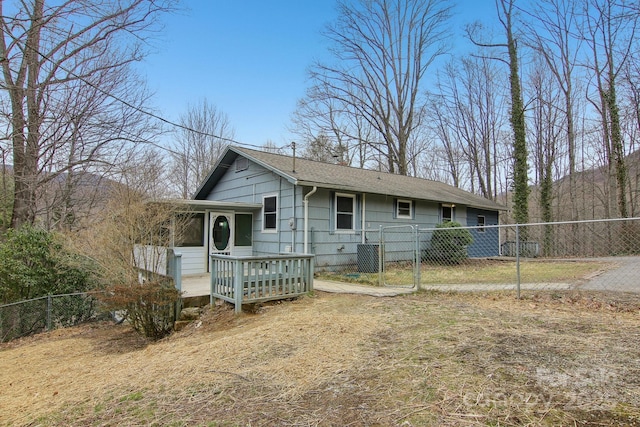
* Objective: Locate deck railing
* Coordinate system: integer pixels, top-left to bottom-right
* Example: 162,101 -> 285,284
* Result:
210,253 -> 315,313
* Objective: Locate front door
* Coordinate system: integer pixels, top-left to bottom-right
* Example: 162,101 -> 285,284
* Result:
210,212 -> 232,256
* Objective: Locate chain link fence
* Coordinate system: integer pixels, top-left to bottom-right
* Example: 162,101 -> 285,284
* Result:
0,292 -> 101,342
5,218 -> 636,342
312,217 -> 640,296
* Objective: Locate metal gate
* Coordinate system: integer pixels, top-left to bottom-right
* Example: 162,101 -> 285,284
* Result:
378,225 -> 420,288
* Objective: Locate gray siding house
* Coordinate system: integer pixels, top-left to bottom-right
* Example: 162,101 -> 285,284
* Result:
176,146 -> 503,272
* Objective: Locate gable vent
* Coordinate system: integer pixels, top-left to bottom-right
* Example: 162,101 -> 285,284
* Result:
236,157 -> 249,172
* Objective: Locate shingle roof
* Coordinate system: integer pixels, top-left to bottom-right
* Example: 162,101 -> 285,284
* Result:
196,146 -> 504,211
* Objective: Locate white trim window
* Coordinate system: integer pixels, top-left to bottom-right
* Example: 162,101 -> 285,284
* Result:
441,204 -> 455,223
262,194 -> 277,232
335,193 -> 356,232
396,199 -> 413,219
477,215 -> 486,233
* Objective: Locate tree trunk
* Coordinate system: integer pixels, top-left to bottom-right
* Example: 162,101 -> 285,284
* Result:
9,0 -> 44,228
606,83 -> 628,218
504,2 -> 529,227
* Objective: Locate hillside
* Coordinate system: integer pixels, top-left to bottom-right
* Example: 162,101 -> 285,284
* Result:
0,165 -> 125,229
1,291 -> 639,426
498,150 -> 640,223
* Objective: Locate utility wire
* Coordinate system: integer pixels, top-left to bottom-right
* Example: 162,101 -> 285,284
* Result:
19,32 -> 285,151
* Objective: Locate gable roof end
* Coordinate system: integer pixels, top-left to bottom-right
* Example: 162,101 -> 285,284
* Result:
192,147 -> 239,199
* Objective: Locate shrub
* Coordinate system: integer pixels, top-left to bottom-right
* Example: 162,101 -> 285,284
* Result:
99,280 -> 180,340
424,221 -> 473,265
0,226 -> 97,303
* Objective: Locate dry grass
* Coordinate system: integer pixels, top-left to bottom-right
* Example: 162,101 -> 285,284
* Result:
1,290 -> 640,426
319,259 -> 610,287
421,259 -> 611,284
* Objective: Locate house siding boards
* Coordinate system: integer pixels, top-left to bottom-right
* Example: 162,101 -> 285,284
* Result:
203,157 -> 302,255
177,247 -> 207,275
305,188 -> 359,269
195,147 -> 504,264
202,157 -> 277,204
304,190 -> 466,268
466,208 -> 500,257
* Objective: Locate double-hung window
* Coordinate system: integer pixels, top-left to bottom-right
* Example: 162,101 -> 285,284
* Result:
335,193 -> 355,232
477,215 -> 485,233
396,199 -> 413,219
441,204 -> 454,223
263,195 -> 277,232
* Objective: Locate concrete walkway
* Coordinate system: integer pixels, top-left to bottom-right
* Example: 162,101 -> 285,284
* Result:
313,279 -> 573,296
185,257 -> 638,299
315,256 -> 640,295
184,276 -> 574,298
187,276 -> 626,298
313,279 -> 415,296
181,275 -> 417,298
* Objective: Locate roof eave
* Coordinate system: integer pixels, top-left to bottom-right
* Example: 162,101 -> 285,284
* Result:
148,199 -> 263,211
192,147 -> 239,199
295,180 -> 505,211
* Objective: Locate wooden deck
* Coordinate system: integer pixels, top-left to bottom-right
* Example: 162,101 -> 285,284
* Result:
180,274 -> 211,298
210,254 -> 314,313
172,254 -> 315,313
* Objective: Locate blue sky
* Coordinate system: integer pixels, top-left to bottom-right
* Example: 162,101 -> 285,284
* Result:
142,1 -> 498,148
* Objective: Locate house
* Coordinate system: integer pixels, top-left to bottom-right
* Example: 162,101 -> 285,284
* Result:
162,146 -> 503,275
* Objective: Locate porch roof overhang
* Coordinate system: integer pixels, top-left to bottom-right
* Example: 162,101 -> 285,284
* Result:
148,199 -> 263,212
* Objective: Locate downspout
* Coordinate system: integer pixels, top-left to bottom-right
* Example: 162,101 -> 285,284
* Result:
303,186 -> 318,254
291,185 -> 296,251
278,177 -> 282,251
361,193 -> 366,244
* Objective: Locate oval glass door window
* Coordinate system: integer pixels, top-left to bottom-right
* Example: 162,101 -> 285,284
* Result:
212,215 -> 230,250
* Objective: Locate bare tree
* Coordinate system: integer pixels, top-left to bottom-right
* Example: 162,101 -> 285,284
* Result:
427,94 -> 464,187
525,0 -> 583,221
169,99 -> 234,198
528,60 -> 563,235
300,133 -> 345,163
291,82 -> 377,168
0,145 -> 11,229
429,56 -> 509,199
468,0 -> 530,226
307,0 -> 453,176
0,0 -> 177,228
621,61 -> 640,216
582,0 -> 639,219
36,56 -> 159,231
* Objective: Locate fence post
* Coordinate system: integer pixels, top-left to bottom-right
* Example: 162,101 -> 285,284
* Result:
309,255 -> 314,292
174,252 -> 182,292
378,225 -> 384,287
414,225 -> 421,290
234,258 -> 243,313
210,255 -> 216,307
515,224 -> 521,299
46,295 -> 52,331
167,249 -> 183,292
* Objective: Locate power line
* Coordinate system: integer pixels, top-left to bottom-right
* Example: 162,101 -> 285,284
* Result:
16,28 -> 282,152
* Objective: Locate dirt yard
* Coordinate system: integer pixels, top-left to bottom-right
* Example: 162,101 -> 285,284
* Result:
1,290 -> 640,426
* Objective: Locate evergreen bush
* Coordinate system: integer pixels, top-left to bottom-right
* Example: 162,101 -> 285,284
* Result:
424,221 -> 473,265
0,226 -> 97,303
